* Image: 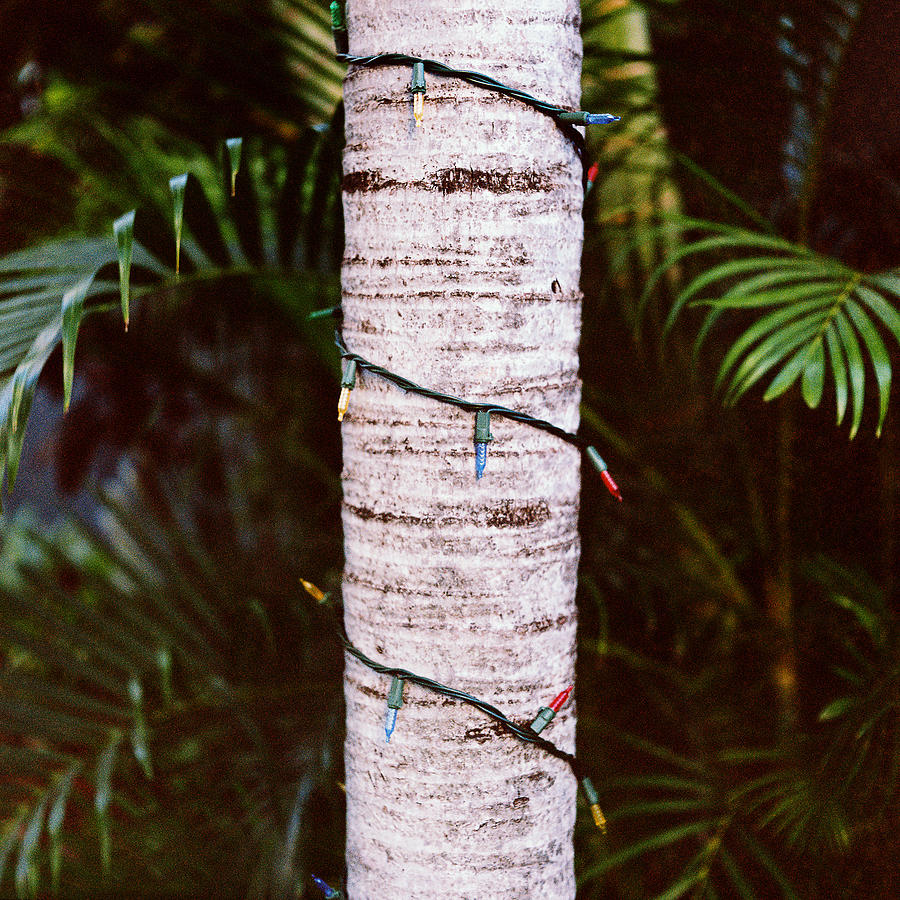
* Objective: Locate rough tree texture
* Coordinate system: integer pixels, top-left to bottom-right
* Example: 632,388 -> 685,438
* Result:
340,1 -> 584,896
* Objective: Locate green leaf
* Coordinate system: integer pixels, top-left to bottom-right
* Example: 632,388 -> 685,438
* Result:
96,487 -> 224,663
0,691 -> 113,748
169,175 -> 188,276
720,847 -> 755,900
157,646 -> 174,706
593,724 -> 707,773
725,312 -> 829,405
113,211 -> 135,331
0,273 -> 90,297
801,339 -> 825,408
95,730 -> 123,876
672,152 -> 777,233
857,284 -> 900,345
824,325 -> 848,425
128,676 -> 153,779
226,138 -> 243,197
704,283 -> 836,310
740,784 -> 797,821
664,217 -> 800,254
728,771 -> 794,807
61,274 -> 99,413
867,272 -> 900,299
0,238 -> 112,273
715,300 -> 829,391
639,230 -> 808,323
764,340 -> 821,402
719,267 -> 831,301
2,319 -> 63,491
737,827 -> 800,900
845,298 -> 891,436
580,820 -> 714,882
693,307 -> 724,364
718,746 -> 789,764
0,670 -> 127,723
276,128 -> 322,266
15,798 -> 46,899
599,775 -> 711,795
829,592 -> 881,638
177,170 -> 230,269
652,870 -> 706,900
1,619 -> 129,705
14,560 -> 160,673
0,819 -> 21,892
833,311 -> 865,438
47,763 -> 80,895
609,798 -> 713,822
819,696 -> 855,722
832,664 -> 863,687
667,257 -> 808,334
0,745 -> 71,773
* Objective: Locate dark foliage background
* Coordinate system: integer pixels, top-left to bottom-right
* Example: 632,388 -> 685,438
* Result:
1,1 -> 899,897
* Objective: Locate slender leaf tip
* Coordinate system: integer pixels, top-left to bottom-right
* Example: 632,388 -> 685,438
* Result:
113,210 -> 136,331
169,174 -> 188,276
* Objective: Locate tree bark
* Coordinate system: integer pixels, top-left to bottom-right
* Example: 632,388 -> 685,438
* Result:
339,2 -> 584,896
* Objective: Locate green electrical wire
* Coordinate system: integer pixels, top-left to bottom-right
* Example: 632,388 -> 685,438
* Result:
341,628 -> 585,778
336,333 -> 588,449
335,51 -> 620,174
334,333 -> 622,499
342,628 -> 607,830
299,577 -> 609,831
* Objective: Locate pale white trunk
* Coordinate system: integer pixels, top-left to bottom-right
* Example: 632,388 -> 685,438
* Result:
340,2 -> 584,897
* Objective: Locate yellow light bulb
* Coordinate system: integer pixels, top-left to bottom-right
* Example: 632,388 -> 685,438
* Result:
413,92 -> 424,127
590,803 -> 607,832
300,578 -> 327,603
337,386 -> 352,421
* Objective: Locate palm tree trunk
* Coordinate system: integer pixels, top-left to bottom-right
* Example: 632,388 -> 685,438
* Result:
339,2 -> 585,896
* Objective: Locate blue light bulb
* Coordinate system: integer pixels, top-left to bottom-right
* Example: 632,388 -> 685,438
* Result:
385,676 -> 404,742
474,410 -> 492,480
385,707 -> 398,743
475,441 -> 488,479
584,113 -> 620,125
312,874 -> 341,898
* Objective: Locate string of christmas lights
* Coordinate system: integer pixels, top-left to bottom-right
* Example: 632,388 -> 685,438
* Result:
329,1 -> 619,172
339,625 -> 607,832
300,579 -> 608,833
334,333 -> 623,500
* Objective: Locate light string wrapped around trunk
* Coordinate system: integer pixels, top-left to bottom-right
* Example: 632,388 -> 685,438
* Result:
329,1 -> 619,183
334,332 -> 623,500
339,618 -> 608,833
301,576 -> 610,833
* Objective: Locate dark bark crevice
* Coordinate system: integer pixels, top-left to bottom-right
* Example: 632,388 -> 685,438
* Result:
343,166 -> 566,194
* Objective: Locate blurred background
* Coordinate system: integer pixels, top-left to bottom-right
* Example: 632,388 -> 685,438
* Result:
0,1 -> 899,897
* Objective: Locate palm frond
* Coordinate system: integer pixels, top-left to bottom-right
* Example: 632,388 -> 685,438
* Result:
724,753 -> 852,856
0,119 -> 343,499
639,216 -> 900,436
803,558 -> 900,813
0,233 -> 166,495
0,464 -> 343,897
576,724 -> 806,899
